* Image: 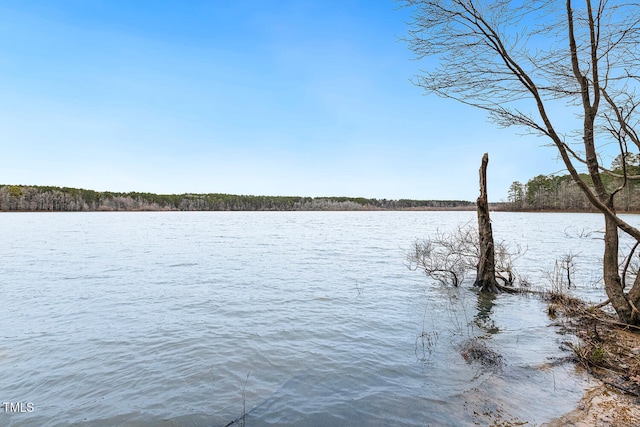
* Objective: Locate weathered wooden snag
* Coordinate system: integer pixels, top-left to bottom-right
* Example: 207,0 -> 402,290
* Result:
474,153 -> 500,293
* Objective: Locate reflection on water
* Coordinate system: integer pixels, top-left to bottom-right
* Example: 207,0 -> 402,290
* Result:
475,291 -> 499,335
0,211 -> 613,426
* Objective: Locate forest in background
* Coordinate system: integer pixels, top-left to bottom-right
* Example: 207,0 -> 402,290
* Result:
505,155 -> 640,212
5,153 -> 640,212
0,185 -> 474,211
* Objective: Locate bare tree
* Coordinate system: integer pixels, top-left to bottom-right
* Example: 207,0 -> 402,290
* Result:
402,0 -> 640,325
408,226 -> 478,286
407,223 -> 520,288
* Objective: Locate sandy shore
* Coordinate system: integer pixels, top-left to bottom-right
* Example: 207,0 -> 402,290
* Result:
543,383 -> 640,426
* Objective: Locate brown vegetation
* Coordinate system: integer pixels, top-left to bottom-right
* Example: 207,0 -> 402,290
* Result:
549,294 -> 640,397
544,293 -> 640,426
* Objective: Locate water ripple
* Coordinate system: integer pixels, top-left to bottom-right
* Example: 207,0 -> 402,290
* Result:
0,211 -> 606,426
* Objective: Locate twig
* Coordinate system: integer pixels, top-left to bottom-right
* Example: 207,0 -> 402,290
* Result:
593,299 -> 611,309
577,307 -> 640,332
603,379 -> 640,398
622,241 -> 640,290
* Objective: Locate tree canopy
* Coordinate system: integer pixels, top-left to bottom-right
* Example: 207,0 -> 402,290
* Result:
0,185 -> 474,212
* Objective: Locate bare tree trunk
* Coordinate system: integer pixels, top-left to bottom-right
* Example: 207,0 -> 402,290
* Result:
603,206 -> 639,324
475,153 -> 500,293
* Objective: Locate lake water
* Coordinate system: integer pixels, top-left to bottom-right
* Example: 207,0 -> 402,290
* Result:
0,211 -> 626,426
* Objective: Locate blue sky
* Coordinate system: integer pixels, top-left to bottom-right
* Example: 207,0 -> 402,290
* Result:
0,0 -> 567,201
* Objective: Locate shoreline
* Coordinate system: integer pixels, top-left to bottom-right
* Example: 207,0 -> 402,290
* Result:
543,383 -> 640,426
542,294 -> 640,426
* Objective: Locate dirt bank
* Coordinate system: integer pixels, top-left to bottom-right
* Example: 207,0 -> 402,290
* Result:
543,294 -> 640,426
543,383 -> 640,426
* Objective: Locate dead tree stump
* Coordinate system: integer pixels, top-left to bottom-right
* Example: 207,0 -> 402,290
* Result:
474,153 -> 500,293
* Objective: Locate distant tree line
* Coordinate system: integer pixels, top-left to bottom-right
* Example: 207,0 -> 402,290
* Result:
0,185 -> 474,212
506,155 -> 640,211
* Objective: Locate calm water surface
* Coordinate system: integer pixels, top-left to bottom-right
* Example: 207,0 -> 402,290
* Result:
0,211 -> 625,426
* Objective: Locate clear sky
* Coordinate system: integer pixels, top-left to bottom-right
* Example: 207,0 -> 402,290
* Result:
0,0 -> 569,202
